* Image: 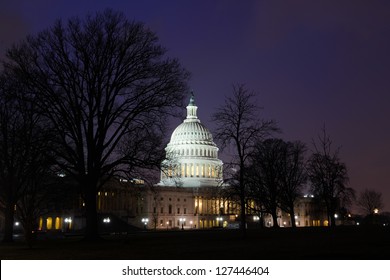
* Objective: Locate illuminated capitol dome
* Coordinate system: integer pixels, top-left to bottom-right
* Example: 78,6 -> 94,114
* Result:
158,93 -> 223,187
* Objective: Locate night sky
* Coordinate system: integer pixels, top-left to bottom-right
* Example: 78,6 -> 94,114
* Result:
1,1 -> 389,212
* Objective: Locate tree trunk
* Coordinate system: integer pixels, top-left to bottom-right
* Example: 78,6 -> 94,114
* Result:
23,218 -> 35,248
330,214 -> 336,227
3,202 -> 15,242
290,211 -> 296,228
240,190 -> 246,236
83,186 -> 99,241
239,170 -> 247,237
327,203 -> 336,227
289,203 -> 296,228
271,209 -> 279,228
2,201 -> 15,242
259,213 -> 265,228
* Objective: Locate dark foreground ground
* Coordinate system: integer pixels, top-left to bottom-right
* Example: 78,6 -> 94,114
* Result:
1,226 -> 389,260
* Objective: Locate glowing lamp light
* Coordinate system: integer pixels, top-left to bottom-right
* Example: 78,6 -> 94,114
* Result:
374,208 -> 379,214
14,222 -> 20,226
64,217 -> 72,223
103,217 -> 111,223
334,214 -> 338,219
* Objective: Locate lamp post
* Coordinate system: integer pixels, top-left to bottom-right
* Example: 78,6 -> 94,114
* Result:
141,218 -> 149,230
64,217 -> 72,231
216,217 -> 223,227
373,208 -> 379,225
179,218 -> 186,230
166,221 -> 169,230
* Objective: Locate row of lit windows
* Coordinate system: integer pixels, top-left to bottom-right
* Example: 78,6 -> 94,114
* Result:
156,219 -> 224,229
156,219 -> 195,228
38,217 -> 70,231
194,197 -> 239,215
153,206 -> 187,215
165,163 -> 221,178
171,147 -> 217,158
159,197 -> 187,202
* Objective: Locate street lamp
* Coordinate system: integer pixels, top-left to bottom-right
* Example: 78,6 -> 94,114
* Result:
216,217 -> 223,227
64,217 -> 72,231
373,208 -> 379,214
166,221 -> 169,230
179,218 -> 186,230
141,218 -> 149,229
103,217 -> 110,223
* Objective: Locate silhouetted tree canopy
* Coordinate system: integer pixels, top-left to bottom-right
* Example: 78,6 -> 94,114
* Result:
0,73 -> 55,243
4,9 -> 189,240
212,83 -> 278,235
307,129 -> 354,227
247,139 -> 306,227
357,189 -> 384,216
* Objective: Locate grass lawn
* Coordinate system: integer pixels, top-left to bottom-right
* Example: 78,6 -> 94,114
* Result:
1,226 -> 389,260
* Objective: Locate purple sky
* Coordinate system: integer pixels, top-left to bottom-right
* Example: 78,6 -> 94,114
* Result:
1,1 -> 389,212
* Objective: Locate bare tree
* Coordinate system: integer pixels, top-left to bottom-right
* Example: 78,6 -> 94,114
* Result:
279,141 -> 307,227
247,139 -> 285,228
212,84 -> 277,236
0,73 -> 54,243
5,9 -> 189,240
247,139 -> 306,228
307,129 -> 354,227
357,189 -> 384,216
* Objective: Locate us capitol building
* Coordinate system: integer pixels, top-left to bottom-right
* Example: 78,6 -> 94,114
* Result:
141,93 -> 237,229
25,94 -> 329,233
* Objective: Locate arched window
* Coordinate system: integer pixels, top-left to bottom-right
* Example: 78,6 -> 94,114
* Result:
55,217 -> 61,230
46,217 -> 53,230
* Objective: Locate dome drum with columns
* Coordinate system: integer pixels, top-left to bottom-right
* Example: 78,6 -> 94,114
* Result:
158,93 -> 223,187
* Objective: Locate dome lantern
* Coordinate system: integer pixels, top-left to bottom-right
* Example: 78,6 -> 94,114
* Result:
185,91 -> 199,122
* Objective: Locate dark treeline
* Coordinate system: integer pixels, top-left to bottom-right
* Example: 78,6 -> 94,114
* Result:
212,84 -> 377,233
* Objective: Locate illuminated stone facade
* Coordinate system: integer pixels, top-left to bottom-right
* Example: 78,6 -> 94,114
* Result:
145,93 -> 228,229
158,93 -> 223,188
